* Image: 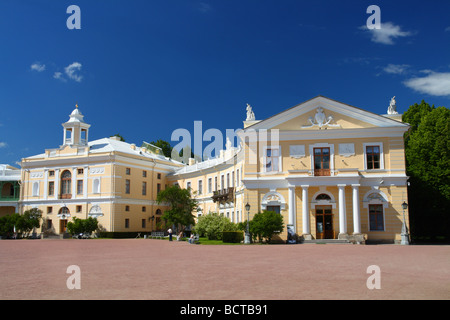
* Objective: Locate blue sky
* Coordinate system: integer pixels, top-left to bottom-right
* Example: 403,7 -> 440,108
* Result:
1,0 -> 449,166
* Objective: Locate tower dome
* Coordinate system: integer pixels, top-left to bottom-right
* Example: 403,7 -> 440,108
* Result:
62,104 -> 91,147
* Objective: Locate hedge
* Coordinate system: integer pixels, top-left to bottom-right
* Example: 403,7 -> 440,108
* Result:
98,232 -> 147,239
222,231 -> 244,243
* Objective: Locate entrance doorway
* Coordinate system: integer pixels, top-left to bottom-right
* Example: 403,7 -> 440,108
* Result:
59,220 -> 68,233
316,206 -> 333,239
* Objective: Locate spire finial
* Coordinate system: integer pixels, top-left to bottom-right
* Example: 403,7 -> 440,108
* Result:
75,103 -> 79,109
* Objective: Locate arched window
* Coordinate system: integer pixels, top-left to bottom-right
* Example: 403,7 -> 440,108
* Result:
60,170 -> 72,199
316,193 -> 331,201
156,209 -> 162,215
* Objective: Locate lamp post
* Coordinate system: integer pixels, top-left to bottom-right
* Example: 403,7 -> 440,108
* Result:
401,201 -> 410,245
244,203 -> 251,244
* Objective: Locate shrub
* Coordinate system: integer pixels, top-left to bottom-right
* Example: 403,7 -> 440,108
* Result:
193,212 -> 239,240
222,231 -> 244,243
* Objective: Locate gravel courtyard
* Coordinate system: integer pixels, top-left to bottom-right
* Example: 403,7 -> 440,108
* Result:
0,239 -> 449,300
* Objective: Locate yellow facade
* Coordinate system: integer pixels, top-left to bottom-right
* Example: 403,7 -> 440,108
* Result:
19,96 -> 410,244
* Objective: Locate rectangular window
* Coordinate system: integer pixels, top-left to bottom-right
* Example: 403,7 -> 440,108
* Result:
47,207 -> 53,214
76,205 -> 82,213
221,175 -> 224,190
214,177 -> 218,191
369,204 -> 384,231
125,218 -> 130,228
266,205 -> 281,214
77,168 -> 84,175
126,168 -> 131,175
265,148 -> 280,172
49,170 -> 55,177
142,219 -> 146,228
198,180 -> 203,195
157,173 -> 161,179
366,146 -> 381,170
143,170 -> 147,178
142,182 -> 147,196
125,179 -> 130,194
208,178 -> 212,193
157,183 -> 161,195
142,206 -> 146,212
186,182 -> 191,190
125,205 -> 130,212
313,147 -> 331,176
77,180 -> 83,195
48,181 -> 54,196
47,219 -> 52,229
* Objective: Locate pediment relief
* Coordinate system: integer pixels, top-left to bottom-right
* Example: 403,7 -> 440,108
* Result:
273,107 -> 376,131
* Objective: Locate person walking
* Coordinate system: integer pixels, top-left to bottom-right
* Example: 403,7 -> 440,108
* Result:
168,228 -> 173,241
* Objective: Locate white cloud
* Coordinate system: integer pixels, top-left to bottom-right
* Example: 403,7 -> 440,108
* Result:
0,142 -> 8,148
404,71 -> 450,97
383,64 -> 410,75
64,62 -> 83,82
361,22 -> 413,45
30,62 -> 46,72
53,72 -> 66,82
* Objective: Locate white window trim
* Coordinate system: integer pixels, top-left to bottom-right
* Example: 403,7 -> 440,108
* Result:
363,142 -> 384,171
363,190 -> 388,232
32,181 -> 40,197
309,143 -> 335,175
263,146 -> 282,173
198,179 -> 203,195
93,177 -> 101,194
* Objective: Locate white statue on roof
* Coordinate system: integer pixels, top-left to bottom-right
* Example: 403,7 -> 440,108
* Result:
388,96 -> 398,115
246,103 -> 255,121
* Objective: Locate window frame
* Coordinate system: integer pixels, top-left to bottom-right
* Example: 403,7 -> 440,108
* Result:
263,146 -> 282,173
363,142 -> 384,170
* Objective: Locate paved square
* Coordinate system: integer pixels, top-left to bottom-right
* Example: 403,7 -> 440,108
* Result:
1,239 -> 449,300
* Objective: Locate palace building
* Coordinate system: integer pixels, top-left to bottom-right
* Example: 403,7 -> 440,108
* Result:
20,106 -> 184,235
18,95 -> 410,243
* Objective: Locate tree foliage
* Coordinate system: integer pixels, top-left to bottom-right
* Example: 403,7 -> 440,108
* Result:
67,217 -> 99,235
150,139 -> 173,158
193,212 -> 239,240
0,208 -> 42,238
156,185 -> 198,231
245,210 -> 284,243
403,101 -> 450,239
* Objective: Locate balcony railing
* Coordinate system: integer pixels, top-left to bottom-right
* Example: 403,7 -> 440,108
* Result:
212,187 -> 234,203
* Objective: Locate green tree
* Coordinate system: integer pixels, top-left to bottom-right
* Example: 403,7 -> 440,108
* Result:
243,211 -> 284,243
0,213 -> 20,238
112,134 -> 125,142
403,102 -> 450,240
150,139 -> 173,158
193,212 -> 238,240
67,217 -> 99,236
16,208 -> 42,237
156,185 -> 198,231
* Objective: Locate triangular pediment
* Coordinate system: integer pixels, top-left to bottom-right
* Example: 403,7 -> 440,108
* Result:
246,96 -> 408,131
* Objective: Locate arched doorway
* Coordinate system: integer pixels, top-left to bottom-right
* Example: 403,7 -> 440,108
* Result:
314,193 -> 334,239
58,207 -> 71,233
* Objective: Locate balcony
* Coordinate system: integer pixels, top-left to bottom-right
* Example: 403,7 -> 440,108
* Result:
212,187 -> 234,204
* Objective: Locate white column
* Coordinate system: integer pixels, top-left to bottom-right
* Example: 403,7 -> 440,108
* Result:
352,184 -> 361,234
83,166 -> 89,198
301,185 -> 310,236
72,167 -> 77,198
288,186 -> 296,232
43,169 -> 49,200
54,169 -> 60,200
338,184 -> 348,238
